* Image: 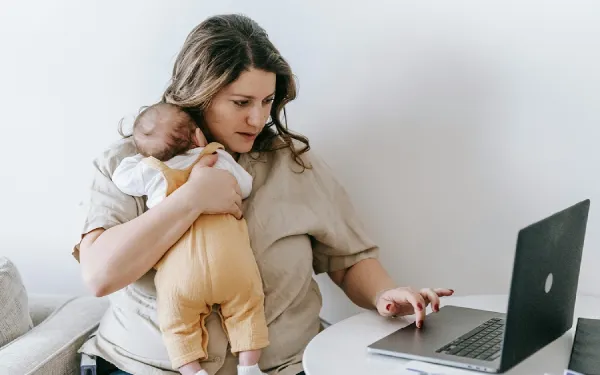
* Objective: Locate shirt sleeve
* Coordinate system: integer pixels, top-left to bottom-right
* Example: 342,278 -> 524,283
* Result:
215,150 -> 253,199
72,138 -> 145,262
305,151 -> 380,274
112,155 -> 147,197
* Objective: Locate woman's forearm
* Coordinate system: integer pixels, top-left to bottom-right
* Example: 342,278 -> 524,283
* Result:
330,258 -> 397,310
80,182 -> 204,297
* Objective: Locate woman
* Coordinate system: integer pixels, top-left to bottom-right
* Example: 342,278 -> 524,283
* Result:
75,14 -> 454,375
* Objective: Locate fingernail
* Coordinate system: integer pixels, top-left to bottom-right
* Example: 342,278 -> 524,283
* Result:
450,289 -> 455,293
417,321 -> 422,328
434,304 -> 439,312
386,304 -> 392,311
417,303 -> 423,311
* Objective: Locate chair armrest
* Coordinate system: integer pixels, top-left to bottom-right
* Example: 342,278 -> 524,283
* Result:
28,293 -> 74,326
0,295 -> 109,375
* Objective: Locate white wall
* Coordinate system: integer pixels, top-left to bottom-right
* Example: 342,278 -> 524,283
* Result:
1,0 -> 598,324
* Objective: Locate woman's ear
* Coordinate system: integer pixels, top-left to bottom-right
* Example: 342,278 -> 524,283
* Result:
193,128 -> 208,147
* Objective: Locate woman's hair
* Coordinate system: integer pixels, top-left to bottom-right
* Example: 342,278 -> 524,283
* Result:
161,13 -> 310,169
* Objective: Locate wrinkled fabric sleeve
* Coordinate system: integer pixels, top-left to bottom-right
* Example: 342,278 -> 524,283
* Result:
112,155 -> 147,197
306,151 -> 380,274
72,138 -> 145,262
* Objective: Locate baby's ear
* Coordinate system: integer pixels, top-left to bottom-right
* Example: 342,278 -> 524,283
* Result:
193,128 -> 208,147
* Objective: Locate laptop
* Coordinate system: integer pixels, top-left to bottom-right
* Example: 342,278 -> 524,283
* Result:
367,199 -> 591,373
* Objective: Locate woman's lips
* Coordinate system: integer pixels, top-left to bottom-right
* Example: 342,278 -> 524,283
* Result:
238,132 -> 258,141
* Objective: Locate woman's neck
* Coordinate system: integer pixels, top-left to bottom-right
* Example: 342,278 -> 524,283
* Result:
223,147 -> 240,161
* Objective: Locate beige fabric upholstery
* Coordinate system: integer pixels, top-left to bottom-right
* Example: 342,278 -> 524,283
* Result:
28,293 -> 73,327
0,294 -> 109,375
0,258 -> 108,374
0,256 -> 33,348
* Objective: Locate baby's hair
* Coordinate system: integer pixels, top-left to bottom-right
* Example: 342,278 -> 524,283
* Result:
132,102 -> 198,161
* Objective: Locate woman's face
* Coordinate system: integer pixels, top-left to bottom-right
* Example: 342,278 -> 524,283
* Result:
204,68 -> 276,154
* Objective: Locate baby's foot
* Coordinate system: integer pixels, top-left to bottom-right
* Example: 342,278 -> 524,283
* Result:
237,363 -> 266,375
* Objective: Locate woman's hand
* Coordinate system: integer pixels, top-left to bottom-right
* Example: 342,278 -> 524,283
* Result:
375,287 -> 455,328
188,154 -> 243,219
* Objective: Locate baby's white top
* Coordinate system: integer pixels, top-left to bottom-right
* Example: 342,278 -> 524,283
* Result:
112,147 -> 253,209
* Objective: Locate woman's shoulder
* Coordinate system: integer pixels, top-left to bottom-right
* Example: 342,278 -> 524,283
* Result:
260,139 -> 349,200
265,138 -> 333,177
92,136 -> 139,176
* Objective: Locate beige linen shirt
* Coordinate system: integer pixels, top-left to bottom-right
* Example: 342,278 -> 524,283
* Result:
73,136 -> 379,375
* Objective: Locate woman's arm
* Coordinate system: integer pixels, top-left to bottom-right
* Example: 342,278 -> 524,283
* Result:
329,258 -> 454,328
80,155 -> 243,297
303,149 -> 453,326
81,180 -> 206,297
328,258 -> 395,310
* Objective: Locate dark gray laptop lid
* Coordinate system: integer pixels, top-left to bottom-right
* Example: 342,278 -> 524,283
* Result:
499,199 -> 590,372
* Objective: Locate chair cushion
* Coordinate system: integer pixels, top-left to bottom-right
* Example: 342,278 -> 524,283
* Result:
0,257 -> 33,348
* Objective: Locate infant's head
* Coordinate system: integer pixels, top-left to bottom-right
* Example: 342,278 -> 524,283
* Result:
132,102 -> 207,161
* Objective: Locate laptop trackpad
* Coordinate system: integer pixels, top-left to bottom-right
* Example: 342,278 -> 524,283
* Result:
368,305 -> 506,357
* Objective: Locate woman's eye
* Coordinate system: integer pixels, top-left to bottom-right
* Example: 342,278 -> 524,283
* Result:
263,97 -> 275,105
233,100 -> 249,107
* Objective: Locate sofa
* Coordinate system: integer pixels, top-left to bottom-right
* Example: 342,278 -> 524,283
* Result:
0,256 -> 109,375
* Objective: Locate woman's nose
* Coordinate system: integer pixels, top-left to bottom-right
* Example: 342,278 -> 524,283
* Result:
247,105 -> 263,128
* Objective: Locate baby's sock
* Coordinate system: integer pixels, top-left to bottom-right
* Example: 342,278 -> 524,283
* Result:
237,363 -> 266,375
194,371 -> 209,375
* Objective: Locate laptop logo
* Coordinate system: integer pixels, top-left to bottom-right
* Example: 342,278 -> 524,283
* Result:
545,273 -> 553,293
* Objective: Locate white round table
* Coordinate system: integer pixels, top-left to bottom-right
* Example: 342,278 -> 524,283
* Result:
303,294 -> 600,375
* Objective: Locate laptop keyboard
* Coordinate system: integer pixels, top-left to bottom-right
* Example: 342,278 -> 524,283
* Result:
435,318 -> 505,361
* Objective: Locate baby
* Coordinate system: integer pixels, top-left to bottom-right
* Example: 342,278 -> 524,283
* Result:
112,103 -> 269,375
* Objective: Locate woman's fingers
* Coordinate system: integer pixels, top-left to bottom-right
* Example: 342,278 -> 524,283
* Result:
231,203 -> 243,220
234,180 -> 242,197
434,288 -> 455,297
196,153 -> 218,168
226,174 -> 243,219
384,288 -> 427,328
407,291 -> 427,328
420,288 -> 455,312
420,288 -> 441,312
378,287 -> 456,328
232,194 -> 243,219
